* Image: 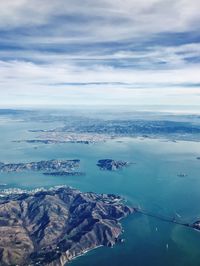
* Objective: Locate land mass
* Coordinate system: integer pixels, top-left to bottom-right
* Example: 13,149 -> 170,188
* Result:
25,116 -> 200,143
2,109 -> 200,143
14,133 -> 110,145
43,171 -> 85,176
0,186 -> 133,266
0,159 -> 80,173
97,159 -> 131,171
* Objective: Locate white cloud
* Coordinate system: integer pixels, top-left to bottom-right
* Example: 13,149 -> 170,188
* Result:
1,58 -> 200,85
0,0 -> 200,42
0,59 -> 200,107
0,0 -> 200,107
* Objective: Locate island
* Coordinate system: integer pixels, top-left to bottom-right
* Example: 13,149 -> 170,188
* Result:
97,159 -> 131,171
0,159 -> 80,173
177,173 -> 188,177
43,171 -> 85,176
0,186 -> 133,266
14,139 -> 92,144
192,220 -> 200,231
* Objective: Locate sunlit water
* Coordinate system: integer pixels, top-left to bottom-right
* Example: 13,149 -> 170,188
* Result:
1,119 -> 200,266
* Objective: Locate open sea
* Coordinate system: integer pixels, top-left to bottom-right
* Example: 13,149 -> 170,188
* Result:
1,118 -> 200,266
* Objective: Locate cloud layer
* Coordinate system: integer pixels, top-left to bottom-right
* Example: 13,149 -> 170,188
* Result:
0,0 -> 200,107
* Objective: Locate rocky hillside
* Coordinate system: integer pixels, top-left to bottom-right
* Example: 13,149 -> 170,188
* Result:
0,186 -> 133,266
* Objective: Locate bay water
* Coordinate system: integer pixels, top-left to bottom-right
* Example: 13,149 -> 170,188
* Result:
1,119 -> 200,266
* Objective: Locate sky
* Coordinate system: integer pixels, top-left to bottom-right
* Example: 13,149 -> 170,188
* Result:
0,0 -> 200,108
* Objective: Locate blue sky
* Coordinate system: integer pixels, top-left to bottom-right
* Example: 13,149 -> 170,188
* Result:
0,0 -> 200,108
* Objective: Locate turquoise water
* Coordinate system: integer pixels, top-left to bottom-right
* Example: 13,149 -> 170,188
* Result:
1,120 -> 200,265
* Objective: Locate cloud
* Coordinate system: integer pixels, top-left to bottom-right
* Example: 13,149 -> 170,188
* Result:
1,0 -> 200,42
0,0 -> 200,107
1,58 -> 200,89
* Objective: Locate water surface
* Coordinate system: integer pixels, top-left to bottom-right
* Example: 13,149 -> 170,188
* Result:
0,120 -> 200,266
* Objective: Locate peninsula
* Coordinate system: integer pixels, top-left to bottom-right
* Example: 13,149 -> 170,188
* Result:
0,186 -> 133,266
